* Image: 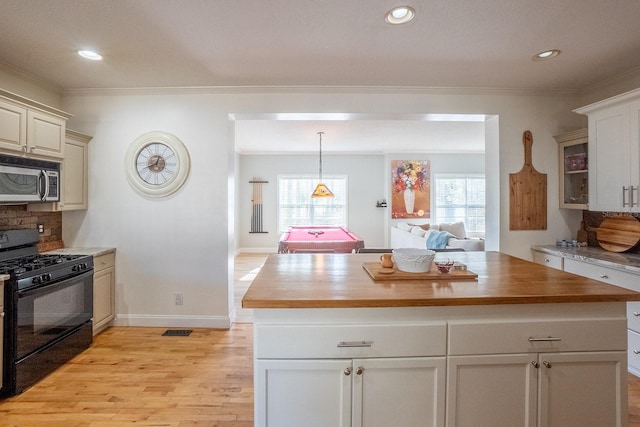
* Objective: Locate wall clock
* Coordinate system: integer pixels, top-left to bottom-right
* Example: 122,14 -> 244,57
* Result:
125,131 -> 190,197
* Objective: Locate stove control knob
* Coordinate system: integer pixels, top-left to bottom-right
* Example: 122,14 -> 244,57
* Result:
42,273 -> 52,282
32,276 -> 42,285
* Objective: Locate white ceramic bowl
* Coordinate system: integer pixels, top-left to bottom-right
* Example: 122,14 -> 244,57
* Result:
392,248 -> 436,273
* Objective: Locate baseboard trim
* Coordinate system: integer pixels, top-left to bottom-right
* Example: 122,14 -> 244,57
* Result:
114,314 -> 232,329
236,247 -> 277,254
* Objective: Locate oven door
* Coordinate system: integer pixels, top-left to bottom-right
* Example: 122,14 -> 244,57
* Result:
16,269 -> 93,361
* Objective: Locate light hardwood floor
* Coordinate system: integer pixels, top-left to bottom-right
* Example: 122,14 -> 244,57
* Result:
1,253 -> 640,426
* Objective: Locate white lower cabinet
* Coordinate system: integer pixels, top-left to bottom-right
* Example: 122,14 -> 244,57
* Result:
531,250 -> 563,270
254,322 -> 447,427
539,351 -> 627,427
254,308 -> 628,427
93,251 -> 116,334
447,354 -> 537,426
447,318 -> 628,427
256,356 -> 445,427
448,351 -> 626,427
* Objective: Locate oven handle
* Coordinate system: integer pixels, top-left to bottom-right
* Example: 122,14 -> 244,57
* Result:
17,269 -> 93,297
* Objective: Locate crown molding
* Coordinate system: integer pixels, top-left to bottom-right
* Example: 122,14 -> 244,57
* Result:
0,60 -> 63,94
63,85 -> 579,98
580,66 -> 640,96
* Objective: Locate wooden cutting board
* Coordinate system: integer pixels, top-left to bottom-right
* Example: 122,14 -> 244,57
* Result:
509,130 -> 547,230
596,216 -> 640,252
362,262 -> 478,281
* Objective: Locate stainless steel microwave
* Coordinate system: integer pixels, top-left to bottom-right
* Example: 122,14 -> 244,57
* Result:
0,154 -> 60,203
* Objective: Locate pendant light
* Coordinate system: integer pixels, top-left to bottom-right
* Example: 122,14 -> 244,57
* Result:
311,131 -> 334,198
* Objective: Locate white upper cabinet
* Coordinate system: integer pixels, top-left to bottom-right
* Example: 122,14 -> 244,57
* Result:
555,128 -> 588,209
575,88 -> 640,212
0,89 -> 71,161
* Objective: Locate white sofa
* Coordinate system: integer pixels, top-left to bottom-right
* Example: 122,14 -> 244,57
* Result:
390,221 -> 485,251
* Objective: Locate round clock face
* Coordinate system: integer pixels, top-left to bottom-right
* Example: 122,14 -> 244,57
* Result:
135,142 -> 176,185
125,131 -> 190,198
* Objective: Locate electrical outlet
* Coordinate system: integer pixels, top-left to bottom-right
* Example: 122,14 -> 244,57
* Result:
174,292 -> 184,306
37,224 -> 44,233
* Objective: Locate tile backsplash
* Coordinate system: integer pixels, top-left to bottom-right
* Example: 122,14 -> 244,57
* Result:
0,205 -> 63,251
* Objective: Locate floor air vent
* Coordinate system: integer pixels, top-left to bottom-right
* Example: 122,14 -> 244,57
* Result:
162,329 -> 192,336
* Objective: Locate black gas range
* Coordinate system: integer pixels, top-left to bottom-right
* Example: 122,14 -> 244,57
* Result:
0,253 -> 92,291
0,229 -> 94,397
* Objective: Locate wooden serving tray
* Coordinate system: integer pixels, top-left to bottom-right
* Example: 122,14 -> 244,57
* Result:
362,262 -> 478,281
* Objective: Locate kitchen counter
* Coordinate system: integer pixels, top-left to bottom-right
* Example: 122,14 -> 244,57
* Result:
44,247 -> 115,257
532,244 -> 640,275
242,251 -> 640,309
247,251 -> 636,426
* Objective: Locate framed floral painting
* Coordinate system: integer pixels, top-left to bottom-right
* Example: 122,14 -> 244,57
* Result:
391,160 -> 431,219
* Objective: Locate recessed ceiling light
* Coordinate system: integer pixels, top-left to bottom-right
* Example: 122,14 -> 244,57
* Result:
77,50 -> 103,61
532,49 -> 561,61
385,6 -> 415,24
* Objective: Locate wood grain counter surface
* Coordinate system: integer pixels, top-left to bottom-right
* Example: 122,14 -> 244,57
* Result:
242,251 -> 640,309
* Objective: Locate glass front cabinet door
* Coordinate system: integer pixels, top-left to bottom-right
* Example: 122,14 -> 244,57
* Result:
555,128 -> 588,209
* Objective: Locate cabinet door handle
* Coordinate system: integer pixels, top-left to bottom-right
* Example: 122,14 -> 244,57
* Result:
623,186 -> 630,207
600,274 -> 609,279
337,340 -> 373,348
531,361 -> 539,368
528,336 -> 562,342
632,186 -> 638,207
355,366 -> 364,375
344,367 -> 352,376
544,258 -> 550,263
542,361 -> 552,368
634,312 -> 640,317
634,350 -> 640,355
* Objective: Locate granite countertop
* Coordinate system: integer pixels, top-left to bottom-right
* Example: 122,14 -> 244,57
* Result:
532,245 -> 640,275
242,251 -> 640,309
44,247 -> 116,257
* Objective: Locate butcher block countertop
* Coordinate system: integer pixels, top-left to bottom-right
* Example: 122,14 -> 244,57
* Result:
242,251 -> 640,309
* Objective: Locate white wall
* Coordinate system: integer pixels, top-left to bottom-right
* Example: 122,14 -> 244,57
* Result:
60,87 -> 588,327
239,151 -> 486,252
239,153 -> 386,251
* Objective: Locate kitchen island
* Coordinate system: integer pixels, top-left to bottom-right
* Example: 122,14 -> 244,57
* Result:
243,251 -> 640,427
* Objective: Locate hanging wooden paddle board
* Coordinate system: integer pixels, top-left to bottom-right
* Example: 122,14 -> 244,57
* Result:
596,216 -> 640,252
509,131 -> 547,230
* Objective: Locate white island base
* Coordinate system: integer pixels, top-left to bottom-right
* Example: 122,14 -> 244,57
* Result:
253,302 -> 629,427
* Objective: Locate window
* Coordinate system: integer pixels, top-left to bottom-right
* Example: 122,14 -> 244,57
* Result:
278,175 -> 347,232
434,174 -> 485,237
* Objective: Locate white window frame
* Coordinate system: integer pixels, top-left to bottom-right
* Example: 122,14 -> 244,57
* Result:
277,174 -> 348,233
433,173 -> 485,238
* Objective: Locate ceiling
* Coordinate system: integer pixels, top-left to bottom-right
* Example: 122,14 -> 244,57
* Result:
2,0 -> 639,153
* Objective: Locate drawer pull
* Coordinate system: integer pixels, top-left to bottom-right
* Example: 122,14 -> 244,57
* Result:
600,274 -> 609,279
634,350 -> 640,355
337,340 -> 373,348
528,336 -> 562,342
544,258 -> 550,263
634,312 -> 640,317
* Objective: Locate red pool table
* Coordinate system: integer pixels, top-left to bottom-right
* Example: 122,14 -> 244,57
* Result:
278,226 -> 365,254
